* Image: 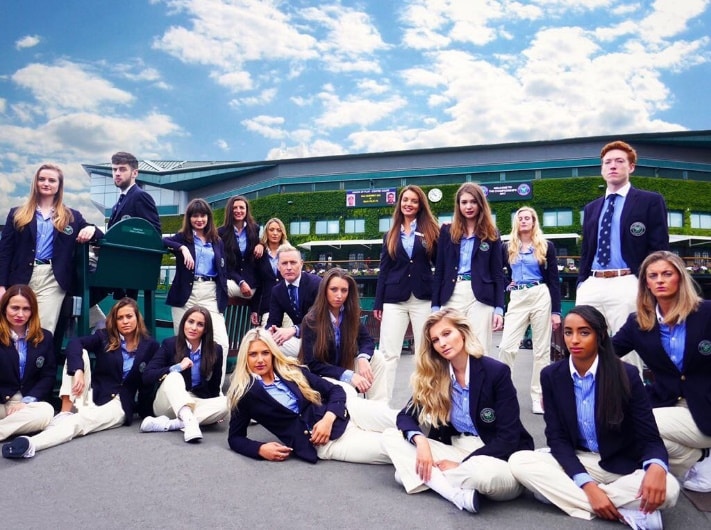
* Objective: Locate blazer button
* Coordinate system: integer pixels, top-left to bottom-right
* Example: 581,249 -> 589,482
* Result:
680,375 -> 686,381
677,396 -> 683,401
303,430 -> 309,435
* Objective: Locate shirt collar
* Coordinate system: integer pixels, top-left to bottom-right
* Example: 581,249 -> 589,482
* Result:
569,354 -> 599,380
606,182 -> 631,198
287,275 -> 301,288
448,358 -> 470,387
185,340 -> 202,354
329,305 -> 345,325
401,219 -> 417,233
10,328 -> 27,342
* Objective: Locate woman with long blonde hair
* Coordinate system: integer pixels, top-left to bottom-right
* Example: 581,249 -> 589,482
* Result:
374,185 -> 439,400
252,217 -> 289,326
227,328 -> 397,464
613,251 -> 711,492
432,183 -> 505,356
382,308 -> 533,513
498,206 -> 561,414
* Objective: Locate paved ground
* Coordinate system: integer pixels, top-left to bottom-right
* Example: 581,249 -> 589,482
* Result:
2,333 -> 709,529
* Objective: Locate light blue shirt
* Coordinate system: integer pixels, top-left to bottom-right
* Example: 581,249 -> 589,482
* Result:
593,184 -> 630,270
510,247 -> 544,283
120,337 -> 135,381
657,306 -> 686,372
234,226 -> 247,254
448,363 -> 478,436
400,220 -> 417,259
268,249 -> 279,276
189,346 -> 202,387
193,234 -> 217,277
12,329 -> 28,380
258,374 -> 299,413
35,210 -> 54,260
457,234 -> 476,274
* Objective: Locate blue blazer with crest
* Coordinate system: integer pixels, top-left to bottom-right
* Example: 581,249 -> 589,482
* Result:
266,272 -> 322,329
0,329 -> 56,404
108,184 -> 161,234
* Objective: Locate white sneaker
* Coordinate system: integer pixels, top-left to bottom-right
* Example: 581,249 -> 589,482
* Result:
532,401 -> 544,415
618,508 -> 663,530
682,455 -> 711,492
182,419 -> 203,443
140,415 -> 171,433
452,488 -> 480,514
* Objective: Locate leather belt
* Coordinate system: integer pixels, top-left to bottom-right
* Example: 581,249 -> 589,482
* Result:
194,275 -> 216,282
509,281 -> 542,291
591,269 -> 632,278
34,259 -> 52,265
456,274 -> 471,281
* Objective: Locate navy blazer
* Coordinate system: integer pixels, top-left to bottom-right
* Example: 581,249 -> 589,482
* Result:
142,336 -> 223,400
542,359 -> 668,478
65,330 -> 160,425
266,272 -> 322,329
252,253 -> 282,316
108,184 -> 161,234
502,240 -> 561,314
374,232 -> 436,310
578,187 -> 669,282
397,355 -> 533,461
0,329 -> 56,403
0,207 -> 102,292
218,225 -> 260,289
613,301 -> 711,436
163,233 -> 229,313
300,315 -> 375,381
432,224 -> 505,309
228,368 -> 349,463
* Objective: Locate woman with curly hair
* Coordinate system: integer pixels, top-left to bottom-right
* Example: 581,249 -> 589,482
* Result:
382,308 -> 532,513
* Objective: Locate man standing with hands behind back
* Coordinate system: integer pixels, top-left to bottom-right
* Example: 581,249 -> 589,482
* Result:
576,141 -> 669,375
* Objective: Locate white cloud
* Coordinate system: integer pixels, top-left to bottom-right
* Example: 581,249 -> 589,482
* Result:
15,35 -> 40,50
265,139 -> 346,160
241,115 -> 287,140
357,79 -> 390,95
639,0 -> 709,42
215,139 -> 229,151
315,92 -> 408,129
229,88 -> 277,107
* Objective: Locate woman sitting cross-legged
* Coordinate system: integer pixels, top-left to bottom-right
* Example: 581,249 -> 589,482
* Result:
509,305 -> 680,528
227,328 -> 397,464
140,305 -> 228,443
382,308 -> 533,514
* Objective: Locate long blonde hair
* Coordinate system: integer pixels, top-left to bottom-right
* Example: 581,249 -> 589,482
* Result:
227,328 -> 322,410
408,308 -> 484,428
507,207 -> 547,264
635,251 -> 702,331
13,164 -> 74,232
449,183 -> 498,243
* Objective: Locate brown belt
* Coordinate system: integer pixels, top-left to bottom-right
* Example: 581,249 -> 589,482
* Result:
591,269 -> 632,278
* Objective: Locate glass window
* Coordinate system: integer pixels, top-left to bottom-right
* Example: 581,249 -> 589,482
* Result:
316,219 -> 339,235
345,219 -> 365,234
667,211 -> 683,228
379,217 -> 392,232
690,213 -> 711,229
290,221 -> 310,235
438,213 -> 453,226
580,209 -> 585,225
543,209 -> 573,227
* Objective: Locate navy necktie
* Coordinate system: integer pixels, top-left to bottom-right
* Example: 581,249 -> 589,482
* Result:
596,193 -> 618,267
288,284 -> 298,314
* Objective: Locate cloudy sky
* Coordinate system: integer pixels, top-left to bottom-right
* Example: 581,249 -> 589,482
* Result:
1,0 -> 710,225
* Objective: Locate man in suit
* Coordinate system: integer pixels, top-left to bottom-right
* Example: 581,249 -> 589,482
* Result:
576,140 -> 669,374
266,244 -> 321,357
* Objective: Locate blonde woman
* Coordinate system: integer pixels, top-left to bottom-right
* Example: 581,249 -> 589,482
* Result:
227,328 -> 396,464
252,217 -> 289,326
498,207 -> 561,414
382,308 -> 533,513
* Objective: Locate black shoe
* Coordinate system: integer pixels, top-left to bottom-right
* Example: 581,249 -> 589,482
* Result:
2,437 -> 30,459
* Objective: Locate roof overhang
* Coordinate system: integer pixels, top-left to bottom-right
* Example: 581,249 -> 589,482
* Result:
669,235 -> 711,247
298,239 -> 383,250
501,233 -> 580,241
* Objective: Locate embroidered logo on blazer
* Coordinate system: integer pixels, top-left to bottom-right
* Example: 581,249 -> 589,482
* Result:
699,340 -> 711,356
480,407 -> 495,423
36,356 -> 45,368
63,226 -> 73,235
479,242 -> 490,252
630,222 -> 646,236
220,258 -> 225,268
139,361 -> 147,372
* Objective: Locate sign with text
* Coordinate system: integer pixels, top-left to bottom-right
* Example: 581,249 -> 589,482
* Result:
346,188 -> 397,208
481,182 -> 532,202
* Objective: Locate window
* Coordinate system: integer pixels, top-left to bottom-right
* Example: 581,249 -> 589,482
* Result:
438,213 -> 453,226
345,219 -> 365,234
690,212 -> 711,229
667,211 -> 683,228
580,210 -> 585,225
315,219 -> 340,235
379,217 -> 392,232
542,209 -> 573,227
290,220 -> 310,235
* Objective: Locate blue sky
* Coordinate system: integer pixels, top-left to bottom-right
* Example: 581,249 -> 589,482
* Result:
1,0 -> 710,224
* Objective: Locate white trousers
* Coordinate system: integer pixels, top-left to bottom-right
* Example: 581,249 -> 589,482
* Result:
58,350 -> 93,406
171,280 -> 230,389
498,284 -> 552,404
0,393 -> 54,442
29,263 -> 65,334
576,274 -> 642,375
379,295 -> 430,401
381,428 -> 523,500
509,450 -> 679,520
654,404 -> 711,478
226,279 -> 256,300
152,372 -> 228,425
444,281 -> 494,356
331,349 -> 388,403
315,382 -> 396,464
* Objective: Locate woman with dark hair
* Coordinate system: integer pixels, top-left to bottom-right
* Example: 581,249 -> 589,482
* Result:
613,251 -> 711,492
432,183 -> 505,356
0,164 -> 100,333
499,206 -> 561,414
2,298 -> 159,459
227,328 -> 396,463
299,268 -> 387,402
140,306 -> 228,443
509,305 -> 679,527
382,308 -> 532,513
0,285 -> 55,446
251,217 -> 288,326
163,198 -> 230,385
219,195 -> 263,301
374,185 -> 439,400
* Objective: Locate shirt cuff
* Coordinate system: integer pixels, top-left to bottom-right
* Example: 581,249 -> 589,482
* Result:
406,430 -> 424,443
495,307 -> 504,316
643,459 -> 669,473
169,364 -> 183,373
21,396 -> 38,404
356,353 -> 371,361
573,472 -> 595,488
431,305 -> 440,312
293,325 -> 300,338
340,370 -> 354,384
